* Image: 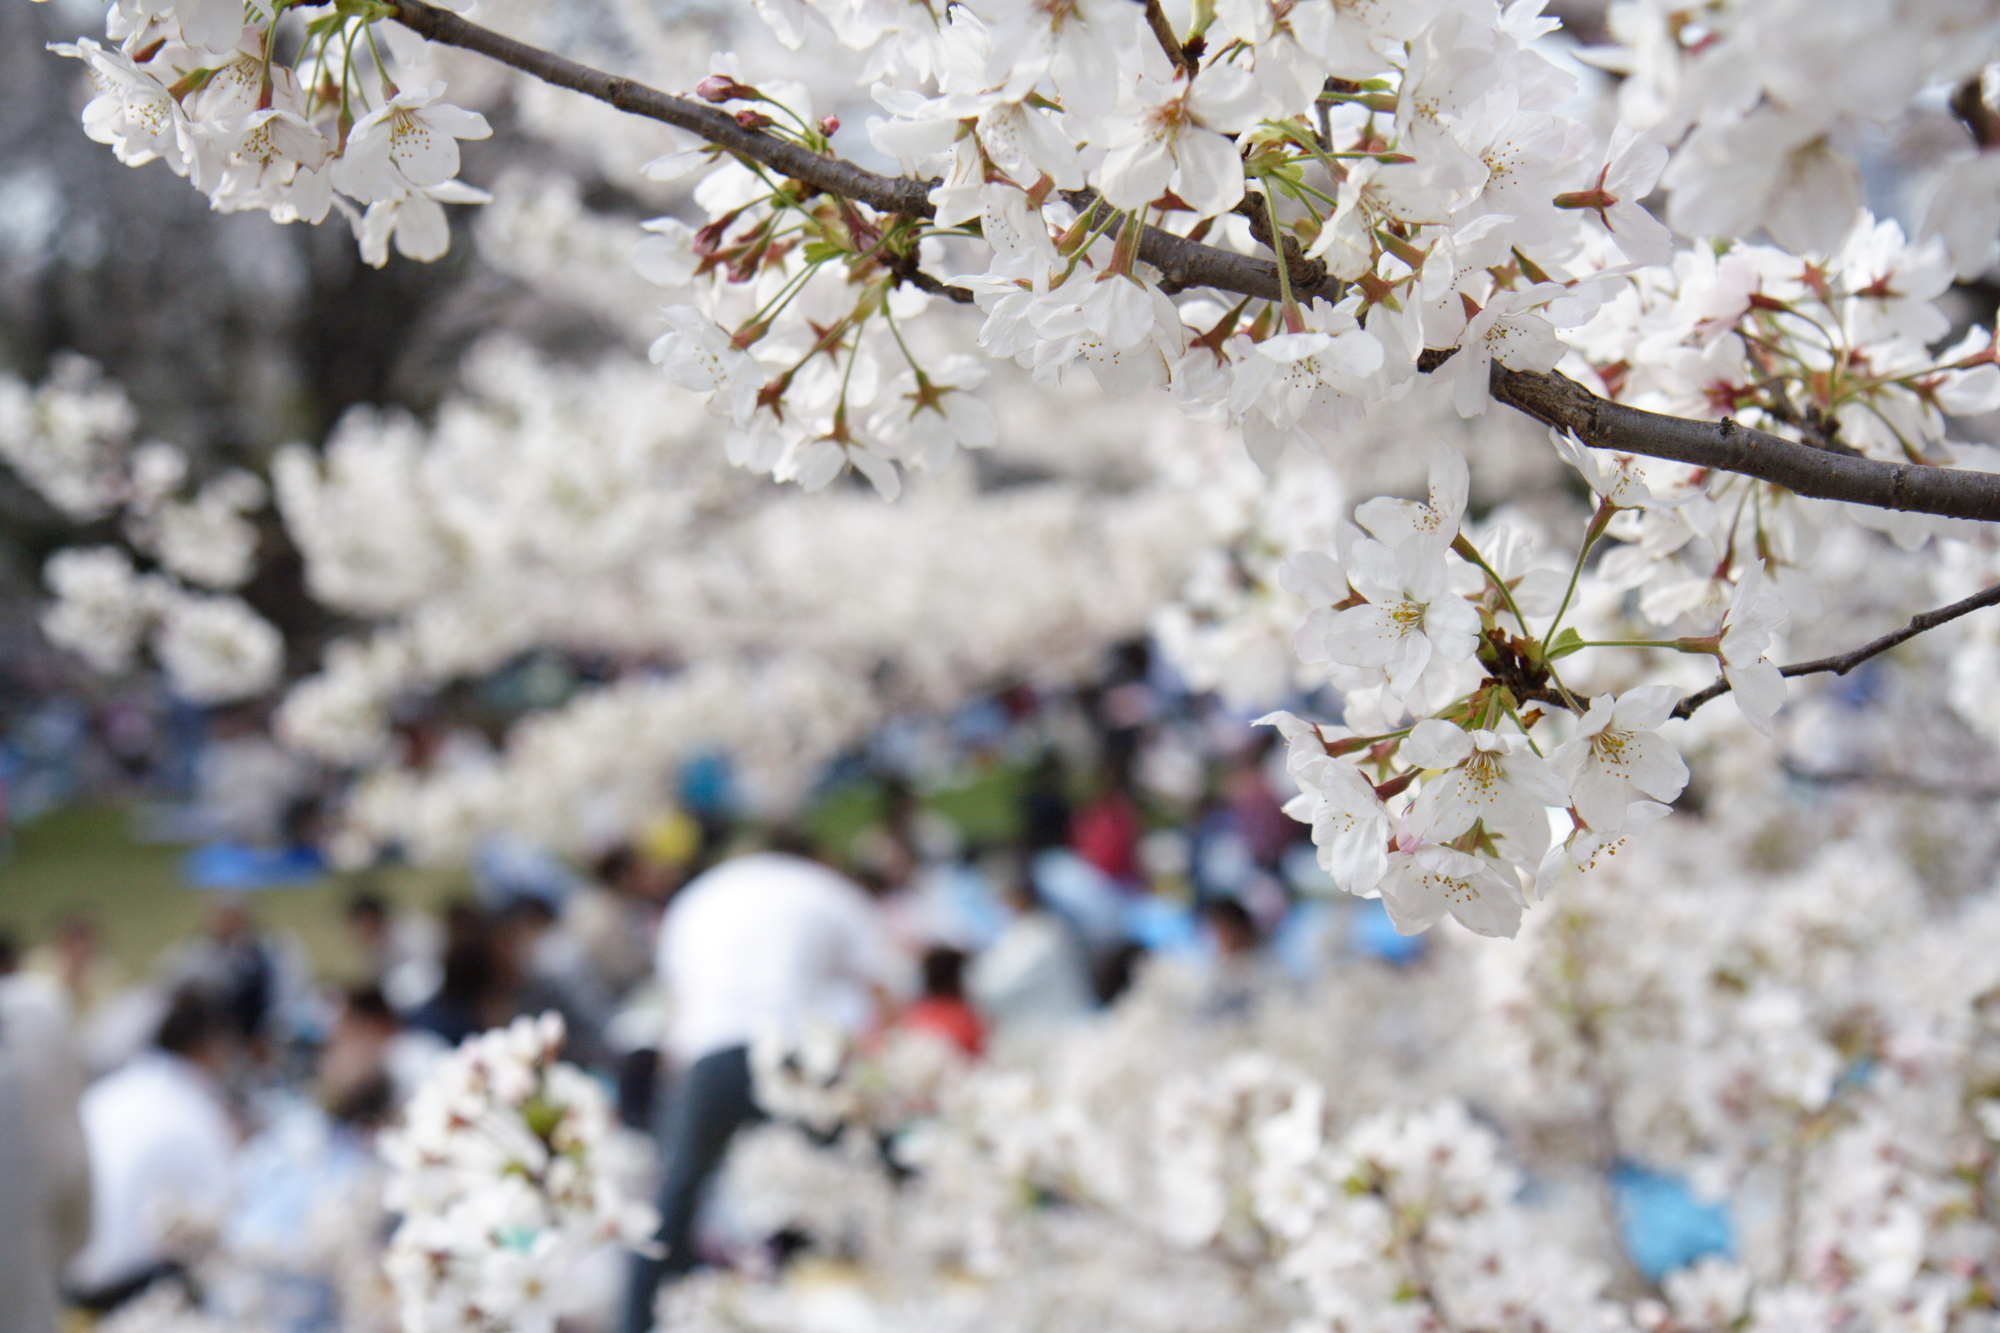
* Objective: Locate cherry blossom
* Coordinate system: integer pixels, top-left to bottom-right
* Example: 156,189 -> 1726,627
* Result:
1402,719 -> 1567,858
1094,61 -> 1261,218
1550,686 -> 1689,832
649,307 -> 765,425
1297,537 -> 1481,697
1353,449 -> 1468,550
1557,122 -> 1673,266
331,85 -> 492,204
1430,285 -> 1575,418
1376,842 -> 1525,937
1715,562 -> 1791,737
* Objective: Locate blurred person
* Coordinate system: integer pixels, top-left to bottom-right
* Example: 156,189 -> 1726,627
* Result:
1072,755 -> 1143,888
160,896 -> 308,1054
192,723 -> 313,846
569,841 -> 676,1001
342,888 -> 443,1014
1018,748 -> 1072,855
472,833 -> 581,912
1224,738 -> 1298,873
859,782 -> 1002,960
223,988 -> 406,1330
315,987 -> 403,1130
0,931 -> 91,1333
493,895 -> 614,1072
409,903 -> 508,1047
621,835 -> 897,1333
1092,939 -> 1151,1008
967,876 -> 1094,1035
25,913 -> 126,1025
67,986 -> 239,1313
903,845 -> 1007,956
1197,897 -> 1282,1023
896,946 -> 984,1058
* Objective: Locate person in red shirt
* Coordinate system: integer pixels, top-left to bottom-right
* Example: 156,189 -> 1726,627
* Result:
1073,758 -> 1142,888
897,946 -> 984,1058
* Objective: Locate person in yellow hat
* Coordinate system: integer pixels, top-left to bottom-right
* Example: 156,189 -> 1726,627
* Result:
568,811 -> 699,1000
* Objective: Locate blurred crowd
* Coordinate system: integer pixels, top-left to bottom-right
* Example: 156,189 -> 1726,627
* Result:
0,646 -> 1416,1333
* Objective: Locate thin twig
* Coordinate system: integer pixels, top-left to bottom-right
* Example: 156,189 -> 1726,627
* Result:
1951,74 -> 2000,149
1671,581 -> 2000,719
1138,0 -> 1196,77
390,1 -> 932,214
882,251 -> 975,304
390,0 -> 2000,525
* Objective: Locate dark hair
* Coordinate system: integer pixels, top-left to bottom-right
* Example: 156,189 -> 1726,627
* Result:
497,895 -> 559,930
920,946 -> 967,999
1201,896 -> 1259,946
768,826 -> 819,859
1093,940 -> 1149,1006
592,843 -> 639,887
437,919 -> 500,1006
0,929 -> 18,975
155,986 -> 228,1058
344,890 -> 389,924
343,985 -> 397,1029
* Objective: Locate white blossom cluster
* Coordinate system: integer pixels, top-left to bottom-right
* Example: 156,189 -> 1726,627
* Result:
377,1013 -> 658,1333
38,0 -> 493,267
1599,0 -> 2000,264
246,335 -> 1222,861
670,801 -> 2000,1333
621,0 -> 2000,500
5,357 -> 284,703
21,0 -> 2000,883
1185,203 -> 2000,938
0,352 -> 137,518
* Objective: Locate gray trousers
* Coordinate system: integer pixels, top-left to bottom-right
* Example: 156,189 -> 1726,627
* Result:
619,1044 -> 762,1333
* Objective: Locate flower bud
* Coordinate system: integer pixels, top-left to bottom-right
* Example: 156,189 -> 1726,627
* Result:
735,109 -> 774,130
696,74 -> 760,103
819,115 -> 841,136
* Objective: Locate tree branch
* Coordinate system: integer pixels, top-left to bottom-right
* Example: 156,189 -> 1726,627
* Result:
1138,0 -> 1197,77
1485,364 -> 2000,522
388,0 -> 935,217
1671,581 -> 2000,719
391,0 -> 2000,524
1234,191 -> 1330,297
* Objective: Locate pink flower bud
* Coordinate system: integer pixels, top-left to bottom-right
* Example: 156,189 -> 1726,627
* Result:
735,109 -> 773,130
696,74 -> 758,103
818,115 -> 841,136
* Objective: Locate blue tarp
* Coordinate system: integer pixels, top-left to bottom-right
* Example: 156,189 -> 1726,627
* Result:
1348,898 -> 1428,965
1612,1163 -> 1734,1280
182,842 -> 326,890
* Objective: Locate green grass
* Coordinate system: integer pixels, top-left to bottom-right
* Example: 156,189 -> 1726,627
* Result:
803,760 -> 1028,858
1,763 -> 1027,982
0,804 -> 469,981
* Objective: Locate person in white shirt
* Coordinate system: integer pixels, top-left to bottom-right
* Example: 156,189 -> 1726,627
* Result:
66,987 -> 238,1312
621,841 -> 894,1333
967,876 -> 1096,1037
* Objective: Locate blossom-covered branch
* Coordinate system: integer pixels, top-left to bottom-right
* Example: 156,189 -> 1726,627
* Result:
387,0 -> 935,218
384,0 -> 2000,524
32,0 -> 2000,928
